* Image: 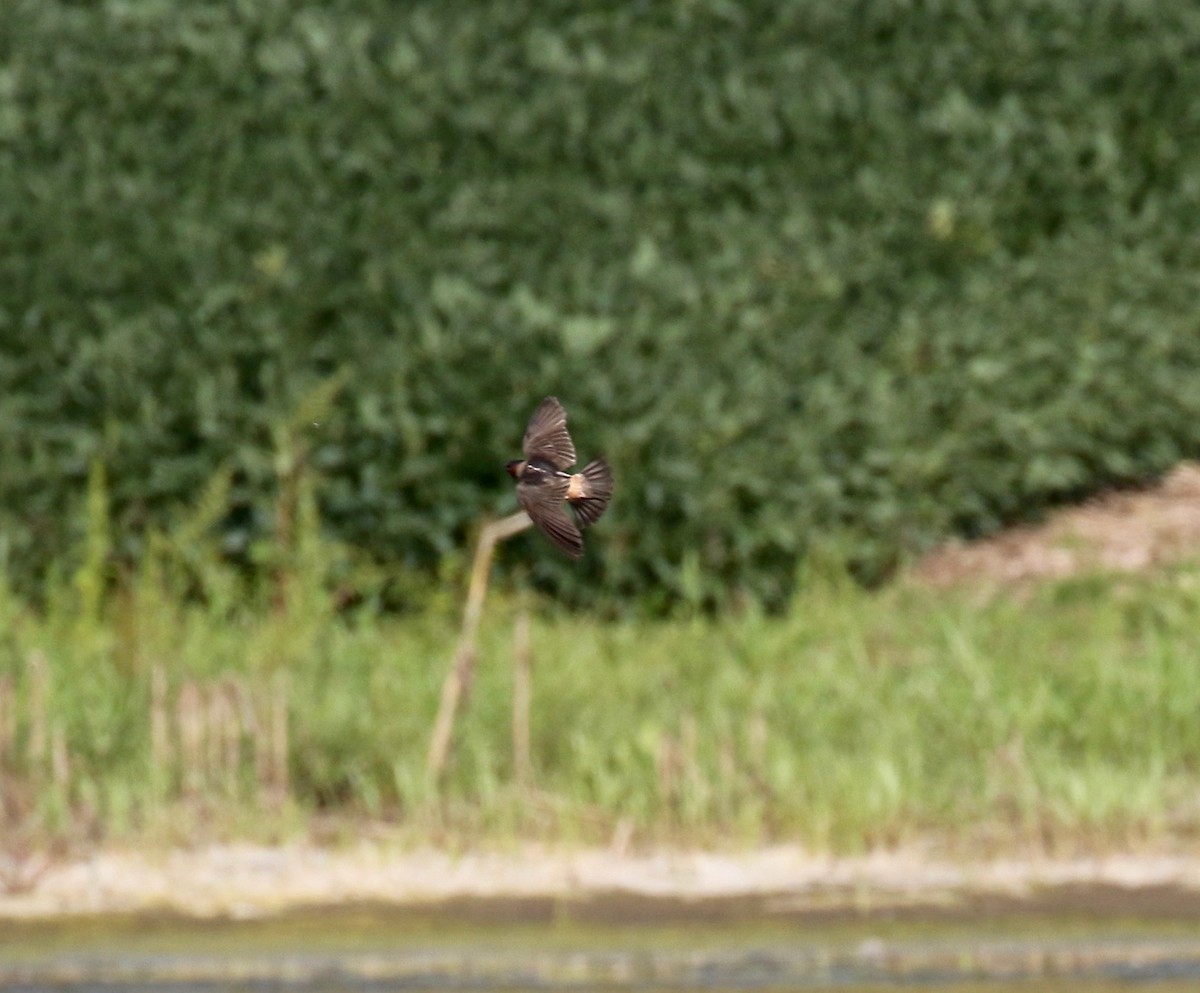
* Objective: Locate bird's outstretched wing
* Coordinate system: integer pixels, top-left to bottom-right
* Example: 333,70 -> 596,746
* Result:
516,475 -> 583,558
522,396 -> 576,470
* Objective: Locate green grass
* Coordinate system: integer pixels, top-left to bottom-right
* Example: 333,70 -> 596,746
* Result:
3,475 -> 1200,855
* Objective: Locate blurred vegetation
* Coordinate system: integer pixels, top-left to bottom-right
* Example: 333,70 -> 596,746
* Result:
3,1 -> 1200,609
2,471 -> 1200,852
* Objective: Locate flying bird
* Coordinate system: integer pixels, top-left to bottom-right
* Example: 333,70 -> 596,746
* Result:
506,397 -> 613,558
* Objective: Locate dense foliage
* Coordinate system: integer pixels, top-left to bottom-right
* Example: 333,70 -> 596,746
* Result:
3,0 -> 1200,607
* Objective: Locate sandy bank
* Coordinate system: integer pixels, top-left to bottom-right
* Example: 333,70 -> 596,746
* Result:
4,843 -> 1200,920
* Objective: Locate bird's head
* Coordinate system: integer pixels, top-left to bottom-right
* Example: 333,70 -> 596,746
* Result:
505,459 -> 525,478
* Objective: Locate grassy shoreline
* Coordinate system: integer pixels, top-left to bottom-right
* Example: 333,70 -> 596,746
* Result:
3,522 -> 1200,855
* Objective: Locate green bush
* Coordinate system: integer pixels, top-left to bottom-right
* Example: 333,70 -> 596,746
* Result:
2,0 -> 1200,608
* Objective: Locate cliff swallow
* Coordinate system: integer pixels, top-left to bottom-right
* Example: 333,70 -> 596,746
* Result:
506,397 -> 613,558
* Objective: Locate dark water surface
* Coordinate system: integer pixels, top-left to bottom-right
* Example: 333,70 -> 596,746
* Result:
2,886 -> 1199,991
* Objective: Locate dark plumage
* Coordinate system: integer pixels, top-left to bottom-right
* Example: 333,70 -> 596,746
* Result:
505,397 -> 613,558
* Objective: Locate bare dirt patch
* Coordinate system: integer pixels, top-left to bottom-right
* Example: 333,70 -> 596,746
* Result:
911,462 -> 1200,588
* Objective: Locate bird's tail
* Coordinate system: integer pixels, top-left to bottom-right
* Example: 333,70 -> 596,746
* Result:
569,457 -> 613,528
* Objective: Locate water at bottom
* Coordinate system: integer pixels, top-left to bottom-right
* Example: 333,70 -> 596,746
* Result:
3,894 -> 1200,992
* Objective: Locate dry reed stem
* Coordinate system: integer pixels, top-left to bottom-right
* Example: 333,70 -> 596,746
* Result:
150,663 -> 169,779
178,681 -> 204,796
252,686 -> 271,791
0,675 -> 12,766
749,712 -> 768,770
204,682 -> 231,794
656,731 -> 679,804
271,673 -> 290,797
203,684 -> 222,790
681,712 -> 701,801
512,610 -> 532,787
223,679 -> 248,793
610,816 -> 634,856
719,736 -> 736,797
26,650 -> 48,769
427,511 -> 532,781
50,724 -> 69,796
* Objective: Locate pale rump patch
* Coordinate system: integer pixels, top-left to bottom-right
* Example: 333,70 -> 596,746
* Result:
566,474 -> 586,500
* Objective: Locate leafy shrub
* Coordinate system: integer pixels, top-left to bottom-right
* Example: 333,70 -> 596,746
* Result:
2,0 -> 1200,608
